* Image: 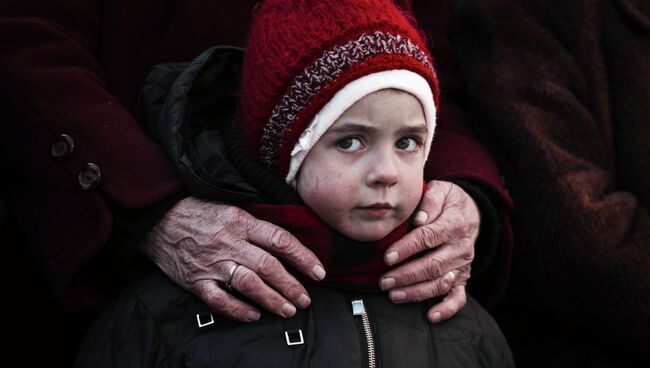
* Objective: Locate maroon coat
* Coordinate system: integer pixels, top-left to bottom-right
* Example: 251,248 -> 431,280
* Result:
0,0 -> 510,310
454,0 -> 650,358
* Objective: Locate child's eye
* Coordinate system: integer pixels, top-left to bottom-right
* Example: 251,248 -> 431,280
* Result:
396,137 -> 421,152
336,137 -> 363,151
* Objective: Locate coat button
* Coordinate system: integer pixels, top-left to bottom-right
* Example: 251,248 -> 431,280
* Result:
78,163 -> 101,190
50,134 -> 74,160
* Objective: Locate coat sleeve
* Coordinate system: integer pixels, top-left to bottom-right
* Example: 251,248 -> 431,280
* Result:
0,1 -> 181,309
453,0 -> 650,351
414,0 -> 513,309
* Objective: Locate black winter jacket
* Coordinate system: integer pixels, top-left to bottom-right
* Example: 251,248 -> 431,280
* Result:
75,271 -> 513,367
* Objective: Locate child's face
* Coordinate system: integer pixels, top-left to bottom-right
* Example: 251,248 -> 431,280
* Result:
297,89 -> 427,241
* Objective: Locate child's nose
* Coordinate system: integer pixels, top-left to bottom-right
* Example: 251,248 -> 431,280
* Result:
366,151 -> 399,188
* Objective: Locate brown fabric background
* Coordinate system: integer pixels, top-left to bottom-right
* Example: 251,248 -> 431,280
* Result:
454,0 -> 650,364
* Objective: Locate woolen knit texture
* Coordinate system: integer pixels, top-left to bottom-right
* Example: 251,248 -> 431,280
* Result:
454,0 -> 650,359
241,0 -> 440,175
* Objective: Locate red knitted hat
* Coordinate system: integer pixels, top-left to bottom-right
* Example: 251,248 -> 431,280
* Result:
241,0 -> 440,178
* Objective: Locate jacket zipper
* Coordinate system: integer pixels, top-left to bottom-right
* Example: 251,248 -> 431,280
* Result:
351,299 -> 376,368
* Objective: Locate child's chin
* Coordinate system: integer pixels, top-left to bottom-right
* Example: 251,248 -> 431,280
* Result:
344,228 -> 391,242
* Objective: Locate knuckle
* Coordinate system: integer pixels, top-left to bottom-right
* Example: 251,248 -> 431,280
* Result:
424,281 -> 442,299
463,265 -> 472,279
284,283 -> 303,300
271,228 -> 293,251
236,269 -> 259,294
401,268 -> 420,284
455,272 -> 470,286
256,255 -> 283,278
412,288 -> 427,302
229,207 -> 251,227
198,286 -> 238,316
425,256 -> 445,279
447,213 -> 468,237
418,226 -> 440,249
461,248 -> 475,262
200,288 -> 219,305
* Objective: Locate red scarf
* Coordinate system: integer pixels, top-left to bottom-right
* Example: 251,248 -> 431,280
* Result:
242,203 -> 410,291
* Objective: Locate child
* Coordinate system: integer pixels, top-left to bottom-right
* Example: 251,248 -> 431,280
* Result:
75,0 -> 513,366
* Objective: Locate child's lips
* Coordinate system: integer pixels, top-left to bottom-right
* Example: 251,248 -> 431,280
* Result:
358,203 -> 393,217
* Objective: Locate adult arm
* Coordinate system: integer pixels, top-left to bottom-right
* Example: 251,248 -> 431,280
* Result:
453,0 -> 650,350
0,0 -> 181,308
0,1 -> 323,317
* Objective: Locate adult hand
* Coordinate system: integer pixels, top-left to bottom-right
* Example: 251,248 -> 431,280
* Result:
379,180 -> 479,323
141,196 -> 326,322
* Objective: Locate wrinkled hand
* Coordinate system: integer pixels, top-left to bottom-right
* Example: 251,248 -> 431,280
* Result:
141,197 -> 326,322
379,180 -> 479,323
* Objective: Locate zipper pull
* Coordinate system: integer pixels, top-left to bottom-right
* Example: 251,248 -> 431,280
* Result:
351,299 -> 365,316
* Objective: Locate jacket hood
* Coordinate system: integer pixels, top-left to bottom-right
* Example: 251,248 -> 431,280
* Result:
138,46 -> 263,202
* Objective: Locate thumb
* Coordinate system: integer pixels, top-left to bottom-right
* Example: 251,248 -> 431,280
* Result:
415,180 -> 453,226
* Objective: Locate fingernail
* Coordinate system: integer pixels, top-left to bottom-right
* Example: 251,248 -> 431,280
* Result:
312,265 -> 326,280
430,312 -> 442,323
380,277 -> 395,290
447,271 -> 456,283
385,251 -> 399,265
415,210 -> 428,224
246,310 -> 261,322
297,293 -> 311,309
282,303 -> 297,318
390,290 -> 406,302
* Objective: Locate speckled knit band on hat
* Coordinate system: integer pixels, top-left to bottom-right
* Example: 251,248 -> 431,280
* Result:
241,0 -> 440,180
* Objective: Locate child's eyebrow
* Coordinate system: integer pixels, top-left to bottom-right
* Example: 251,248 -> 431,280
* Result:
396,125 -> 428,136
328,122 -> 427,135
327,123 -> 377,134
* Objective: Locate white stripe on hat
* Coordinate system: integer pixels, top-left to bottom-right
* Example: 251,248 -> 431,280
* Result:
286,69 -> 437,186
